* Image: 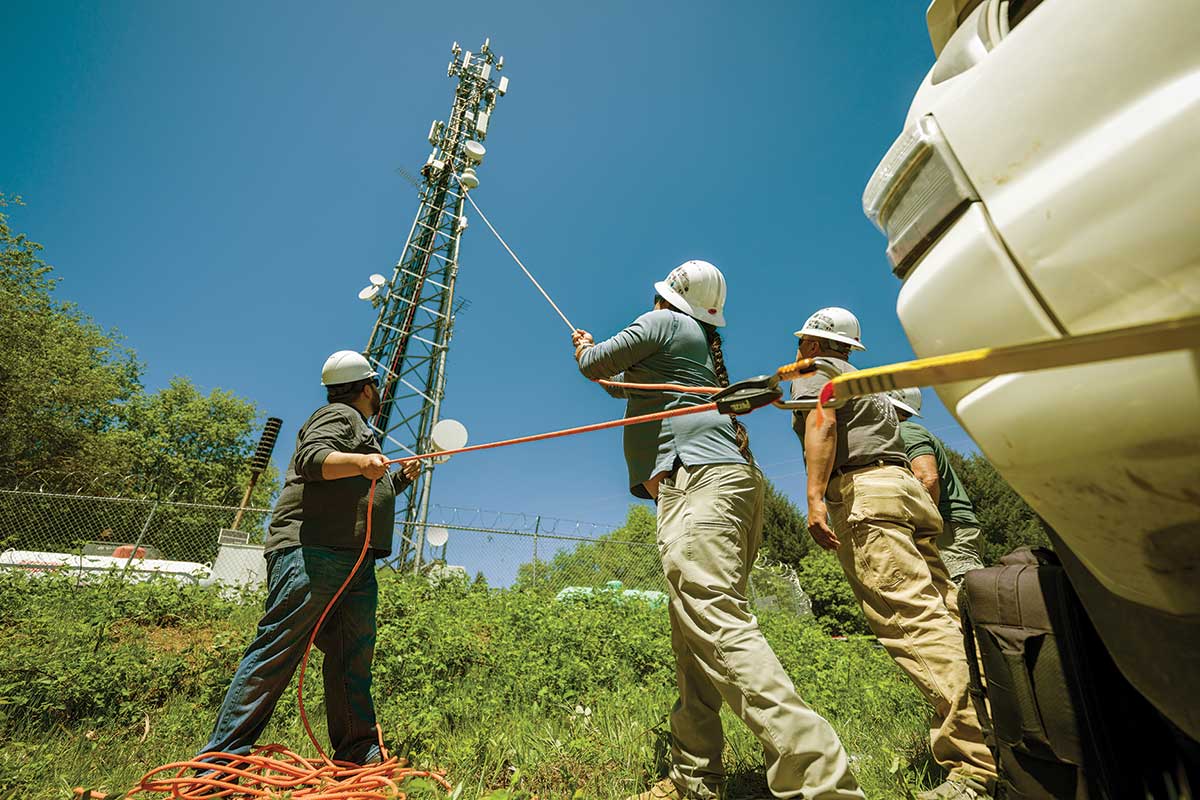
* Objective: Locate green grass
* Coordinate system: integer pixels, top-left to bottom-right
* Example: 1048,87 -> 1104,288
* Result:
0,573 -> 939,799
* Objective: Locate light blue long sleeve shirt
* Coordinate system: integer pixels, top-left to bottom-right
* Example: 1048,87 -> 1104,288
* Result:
578,309 -> 746,498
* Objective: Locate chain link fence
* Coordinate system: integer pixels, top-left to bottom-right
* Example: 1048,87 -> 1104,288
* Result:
0,474 -> 812,617
0,472 -> 271,589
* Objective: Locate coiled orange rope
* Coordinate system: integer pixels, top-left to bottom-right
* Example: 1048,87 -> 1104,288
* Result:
121,747 -> 451,798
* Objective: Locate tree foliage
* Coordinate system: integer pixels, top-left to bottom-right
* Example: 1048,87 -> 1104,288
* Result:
794,550 -> 872,636
760,478 -> 811,567
120,377 -> 278,504
947,448 -> 1053,564
0,196 -> 140,477
0,198 -> 276,505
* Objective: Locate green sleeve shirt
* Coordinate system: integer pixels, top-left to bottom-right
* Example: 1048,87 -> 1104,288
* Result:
898,420 -> 978,525
577,309 -> 746,498
264,403 -> 412,556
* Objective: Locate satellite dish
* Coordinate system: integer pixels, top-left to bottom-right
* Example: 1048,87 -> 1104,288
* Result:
459,168 -> 480,190
430,419 -> 468,463
464,141 -> 486,163
426,526 -> 449,548
358,284 -> 381,302
369,273 -> 386,287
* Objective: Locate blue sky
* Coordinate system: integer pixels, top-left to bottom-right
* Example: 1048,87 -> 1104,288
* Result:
2,2 -> 973,582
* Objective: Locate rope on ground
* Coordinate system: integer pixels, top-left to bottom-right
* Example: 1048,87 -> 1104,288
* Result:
120,748 -> 451,799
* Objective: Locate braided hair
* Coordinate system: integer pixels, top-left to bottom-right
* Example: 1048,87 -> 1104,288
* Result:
703,324 -> 755,467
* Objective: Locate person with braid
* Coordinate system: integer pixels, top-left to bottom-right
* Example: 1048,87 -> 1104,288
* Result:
572,261 -> 862,800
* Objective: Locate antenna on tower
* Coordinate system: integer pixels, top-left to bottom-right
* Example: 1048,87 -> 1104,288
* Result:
361,38 -> 509,572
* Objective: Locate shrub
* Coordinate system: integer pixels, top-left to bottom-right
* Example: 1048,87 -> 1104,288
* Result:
794,551 -> 872,636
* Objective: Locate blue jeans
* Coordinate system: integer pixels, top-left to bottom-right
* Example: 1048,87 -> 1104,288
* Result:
198,545 -> 381,764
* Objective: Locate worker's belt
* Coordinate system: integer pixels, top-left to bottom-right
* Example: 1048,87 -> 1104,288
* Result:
831,458 -> 910,478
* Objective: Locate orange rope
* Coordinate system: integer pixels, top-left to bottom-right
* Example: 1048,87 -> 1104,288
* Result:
595,378 -> 720,394
774,357 -> 818,382
386,401 -> 720,466
121,747 -> 451,798
591,358 -> 818,397
293,479 -> 378,763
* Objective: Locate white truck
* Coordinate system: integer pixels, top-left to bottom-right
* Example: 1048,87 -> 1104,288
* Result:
862,0 -> 1199,779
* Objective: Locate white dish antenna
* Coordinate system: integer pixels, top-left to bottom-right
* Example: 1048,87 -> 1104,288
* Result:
464,141 -> 486,163
459,168 -> 480,190
426,526 -> 450,548
430,419 -> 468,463
358,273 -> 388,303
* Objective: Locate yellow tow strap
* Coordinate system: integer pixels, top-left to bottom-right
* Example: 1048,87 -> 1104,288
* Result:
823,315 -> 1200,402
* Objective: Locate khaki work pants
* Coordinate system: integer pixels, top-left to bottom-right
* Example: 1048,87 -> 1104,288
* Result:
657,463 -> 863,800
826,464 -> 996,785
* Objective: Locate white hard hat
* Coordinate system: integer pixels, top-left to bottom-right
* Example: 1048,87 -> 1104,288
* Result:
886,387 -> 922,417
654,260 -> 727,327
321,350 -> 378,386
794,307 -> 866,351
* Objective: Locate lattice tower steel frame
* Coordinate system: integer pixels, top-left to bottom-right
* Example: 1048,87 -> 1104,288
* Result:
361,39 -> 507,570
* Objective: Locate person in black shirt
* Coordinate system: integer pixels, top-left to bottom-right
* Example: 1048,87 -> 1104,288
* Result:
196,350 -> 418,768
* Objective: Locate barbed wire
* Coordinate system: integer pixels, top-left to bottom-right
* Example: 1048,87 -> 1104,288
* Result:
416,503 -> 621,539
0,467 -> 259,505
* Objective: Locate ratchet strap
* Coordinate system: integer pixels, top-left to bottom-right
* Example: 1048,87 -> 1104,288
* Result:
821,315 -> 1200,405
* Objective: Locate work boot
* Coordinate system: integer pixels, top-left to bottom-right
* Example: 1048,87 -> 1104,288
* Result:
915,776 -> 991,800
625,777 -> 685,800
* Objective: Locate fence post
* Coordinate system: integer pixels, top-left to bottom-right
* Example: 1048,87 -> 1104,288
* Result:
92,494 -> 163,654
533,515 -> 540,586
118,496 -> 162,582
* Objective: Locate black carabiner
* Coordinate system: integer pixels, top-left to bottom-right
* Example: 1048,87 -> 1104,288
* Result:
713,375 -> 782,415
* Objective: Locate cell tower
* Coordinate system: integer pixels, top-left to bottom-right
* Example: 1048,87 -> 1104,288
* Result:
358,38 -> 508,569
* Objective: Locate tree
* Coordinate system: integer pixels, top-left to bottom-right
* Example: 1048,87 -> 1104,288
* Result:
947,448 -> 1053,564
0,195 -> 140,478
121,377 -> 278,506
0,198 -> 278,505
794,550 -> 872,636
760,478 -> 811,567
